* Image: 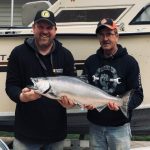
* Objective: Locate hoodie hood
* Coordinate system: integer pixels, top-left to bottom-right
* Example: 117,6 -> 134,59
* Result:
96,44 -> 128,60
24,38 -> 63,53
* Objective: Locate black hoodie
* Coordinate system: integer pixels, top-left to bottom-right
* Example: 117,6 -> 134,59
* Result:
84,44 -> 143,126
6,38 -> 75,143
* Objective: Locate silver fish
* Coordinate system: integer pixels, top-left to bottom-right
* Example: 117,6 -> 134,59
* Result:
30,76 -> 131,118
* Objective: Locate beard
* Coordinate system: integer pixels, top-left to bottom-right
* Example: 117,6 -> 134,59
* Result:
36,38 -> 54,50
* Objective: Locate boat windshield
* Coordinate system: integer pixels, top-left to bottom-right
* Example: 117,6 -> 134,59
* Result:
55,8 -> 125,23
130,5 -> 150,24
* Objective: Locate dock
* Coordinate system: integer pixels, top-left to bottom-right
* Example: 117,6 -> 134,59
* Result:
63,140 -> 150,150
1,137 -> 150,150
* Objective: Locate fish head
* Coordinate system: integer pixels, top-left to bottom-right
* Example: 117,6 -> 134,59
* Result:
30,77 -> 51,94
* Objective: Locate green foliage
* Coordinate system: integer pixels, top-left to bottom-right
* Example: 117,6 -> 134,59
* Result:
0,131 -> 14,137
132,136 -> 150,141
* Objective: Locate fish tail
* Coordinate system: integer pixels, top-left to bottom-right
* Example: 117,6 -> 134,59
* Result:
120,90 -> 133,118
96,105 -> 107,112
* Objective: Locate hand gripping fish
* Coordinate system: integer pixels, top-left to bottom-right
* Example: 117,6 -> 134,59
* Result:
30,76 -> 131,118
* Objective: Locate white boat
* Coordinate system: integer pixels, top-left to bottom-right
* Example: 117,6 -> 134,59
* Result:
0,0 -> 150,134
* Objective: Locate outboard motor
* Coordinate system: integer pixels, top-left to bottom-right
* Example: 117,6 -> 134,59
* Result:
0,139 -> 9,150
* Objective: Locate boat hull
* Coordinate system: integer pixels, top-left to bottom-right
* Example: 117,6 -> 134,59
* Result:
0,33 -> 150,113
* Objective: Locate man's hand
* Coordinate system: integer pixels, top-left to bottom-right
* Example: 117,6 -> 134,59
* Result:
84,104 -> 95,110
20,87 -> 41,102
59,96 -> 76,108
107,101 -> 119,111
84,102 -> 119,111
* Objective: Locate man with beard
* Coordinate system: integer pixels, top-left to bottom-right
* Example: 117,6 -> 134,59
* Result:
83,18 -> 143,150
6,10 -> 76,150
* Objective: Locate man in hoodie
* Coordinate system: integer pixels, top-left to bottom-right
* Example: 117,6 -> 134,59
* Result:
6,10 -> 76,150
83,18 -> 143,150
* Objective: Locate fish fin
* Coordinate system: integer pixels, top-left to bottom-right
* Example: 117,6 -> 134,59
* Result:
78,104 -> 85,111
120,90 -> 133,118
49,91 -> 58,99
42,89 -> 59,99
96,105 -> 107,112
73,99 -> 85,111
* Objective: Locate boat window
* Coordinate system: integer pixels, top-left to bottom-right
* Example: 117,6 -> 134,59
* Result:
49,0 -> 57,4
0,0 -> 56,27
130,5 -> 150,25
55,8 -> 125,23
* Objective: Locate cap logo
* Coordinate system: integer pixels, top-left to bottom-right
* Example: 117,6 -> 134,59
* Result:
41,10 -> 50,18
101,19 -> 107,25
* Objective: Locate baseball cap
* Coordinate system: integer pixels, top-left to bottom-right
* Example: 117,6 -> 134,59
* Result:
34,10 -> 56,26
96,18 -> 117,34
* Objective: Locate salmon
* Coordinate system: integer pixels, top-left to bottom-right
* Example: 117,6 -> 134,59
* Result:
30,76 -> 131,118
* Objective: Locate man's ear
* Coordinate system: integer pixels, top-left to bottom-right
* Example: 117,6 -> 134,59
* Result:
55,26 -> 57,31
32,24 -> 35,33
116,33 -> 119,40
